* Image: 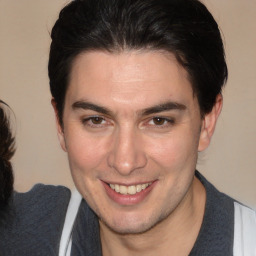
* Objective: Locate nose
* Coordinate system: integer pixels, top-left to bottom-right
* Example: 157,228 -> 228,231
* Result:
107,126 -> 147,176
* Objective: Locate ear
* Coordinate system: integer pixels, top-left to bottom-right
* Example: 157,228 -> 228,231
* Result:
198,94 -> 223,152
51,98 -> 67,152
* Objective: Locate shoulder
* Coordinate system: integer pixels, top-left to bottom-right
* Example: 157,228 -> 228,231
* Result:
0,184 -> 71,256
233,202 -> 256,255
193,171 -> 256,255
13,183 -> 71,213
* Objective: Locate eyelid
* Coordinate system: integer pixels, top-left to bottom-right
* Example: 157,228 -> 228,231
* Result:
81,114 -> 175,129
81,115 -> 111,128
142,116 -> 175,128
82,115 -> 105,121
151,117 -> 174,124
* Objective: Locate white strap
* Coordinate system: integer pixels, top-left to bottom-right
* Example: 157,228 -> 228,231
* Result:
59,189 -> 82,256
233,202 -> 256,256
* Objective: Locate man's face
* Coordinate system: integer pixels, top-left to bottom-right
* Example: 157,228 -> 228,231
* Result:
57,50 -> 213,234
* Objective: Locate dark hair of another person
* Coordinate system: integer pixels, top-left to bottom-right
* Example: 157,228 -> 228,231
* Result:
0,100 -> 15,210
48,0 -> 228,125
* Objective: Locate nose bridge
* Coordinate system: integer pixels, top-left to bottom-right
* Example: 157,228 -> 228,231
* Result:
107,124 -> 146,175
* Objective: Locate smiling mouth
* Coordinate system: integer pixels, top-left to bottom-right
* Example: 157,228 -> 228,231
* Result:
108,182 -> 152,195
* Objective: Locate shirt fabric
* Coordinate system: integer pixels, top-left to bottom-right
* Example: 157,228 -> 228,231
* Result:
0,171 -> 255,255
70,171 -> 236,256
0,184 -> 71,255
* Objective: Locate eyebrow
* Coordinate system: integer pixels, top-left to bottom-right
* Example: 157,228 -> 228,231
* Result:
72,101 -> 113,116
72,100 -> 186,116
141,101 -> 187,116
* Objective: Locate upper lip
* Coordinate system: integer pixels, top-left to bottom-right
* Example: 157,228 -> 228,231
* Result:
102,180 -> 156,186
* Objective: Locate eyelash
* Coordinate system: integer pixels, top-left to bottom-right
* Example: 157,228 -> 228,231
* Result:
81,116 -> 175,129
82,116 -> 108,128
146,117 -> 175,128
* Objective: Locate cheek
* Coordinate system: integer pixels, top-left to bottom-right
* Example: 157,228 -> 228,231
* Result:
65,129 -> 107,173
147,131 -> 199,170
65,131 -> 108,204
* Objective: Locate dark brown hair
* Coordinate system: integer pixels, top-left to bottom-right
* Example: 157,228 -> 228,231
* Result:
0,100 -> 15,209
49,0 -> 228,124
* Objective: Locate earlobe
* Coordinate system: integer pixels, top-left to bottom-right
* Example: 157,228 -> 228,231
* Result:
51,98 -> 67,152
198,94 -> 223,152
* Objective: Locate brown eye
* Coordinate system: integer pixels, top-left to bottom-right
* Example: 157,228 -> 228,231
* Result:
91,117 -> 104,124
152,117 -> 166,125
82,115 -> 110,128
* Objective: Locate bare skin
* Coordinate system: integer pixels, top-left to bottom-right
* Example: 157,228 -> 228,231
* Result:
54,50 -> 222,255
100,176 -> 206,256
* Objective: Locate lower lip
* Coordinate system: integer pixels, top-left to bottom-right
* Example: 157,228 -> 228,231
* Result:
102,181 -> 156,206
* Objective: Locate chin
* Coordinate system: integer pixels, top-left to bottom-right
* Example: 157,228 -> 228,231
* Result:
99,210 -> 168,235
101,220 -> 153,235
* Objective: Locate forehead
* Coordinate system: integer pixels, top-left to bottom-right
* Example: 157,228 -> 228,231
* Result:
67,50 -> 195,109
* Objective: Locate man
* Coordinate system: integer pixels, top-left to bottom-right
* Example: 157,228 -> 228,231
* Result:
49,0 -> 256,255
1,0 -> 255,255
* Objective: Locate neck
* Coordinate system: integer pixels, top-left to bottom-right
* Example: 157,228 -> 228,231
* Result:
100,177 -> 206,256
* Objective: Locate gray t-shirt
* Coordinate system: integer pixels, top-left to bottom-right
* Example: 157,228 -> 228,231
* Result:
71,171 -> 235,255
0,184 -> 71,255
0,171 -> 236,255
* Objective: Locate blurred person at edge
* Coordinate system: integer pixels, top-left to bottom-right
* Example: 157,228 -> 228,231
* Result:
1,0 -> 256,255
0,101 -> 15,222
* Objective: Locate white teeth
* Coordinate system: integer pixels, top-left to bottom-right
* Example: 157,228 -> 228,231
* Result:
127,185 -> 136,195
114,184 -> 120,193
109,182 -> 152,195
119,185 -> 127,195
136,185 -> 142,193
